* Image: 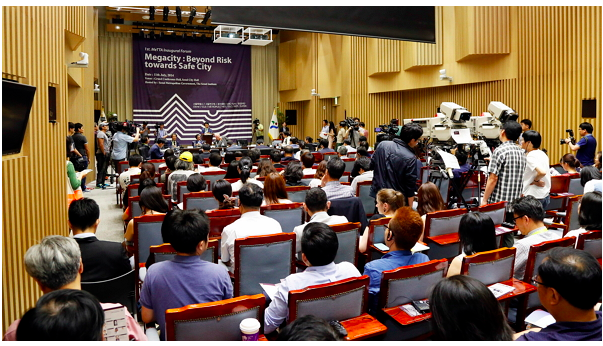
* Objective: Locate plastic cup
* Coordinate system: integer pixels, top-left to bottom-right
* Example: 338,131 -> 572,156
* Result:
240,318 -> 260,341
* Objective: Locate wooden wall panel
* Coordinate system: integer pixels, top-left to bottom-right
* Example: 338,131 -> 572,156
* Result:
278,40 -> 296,91
456,6 -> 510,61
403,6 -> 443,70
367,38 -> 401,76
2,6 -> 95,334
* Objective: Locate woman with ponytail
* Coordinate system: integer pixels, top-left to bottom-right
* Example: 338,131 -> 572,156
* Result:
358,188 -> 407,253
230,156 -> 264,192
210,179 -> 238,211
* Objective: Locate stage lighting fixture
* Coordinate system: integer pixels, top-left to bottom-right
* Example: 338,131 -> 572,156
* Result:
202,8 -> 211,25
187,7 -> 196,25
176,7 -> 182,22
149,6 -> 155,20
163,7 -> 169,21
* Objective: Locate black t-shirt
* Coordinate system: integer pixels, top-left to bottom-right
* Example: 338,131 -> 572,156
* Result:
72,132 -> 88,156
370,213 -> 386,221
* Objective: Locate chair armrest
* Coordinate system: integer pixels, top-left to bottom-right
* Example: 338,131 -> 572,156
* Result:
145,326 -> 160,341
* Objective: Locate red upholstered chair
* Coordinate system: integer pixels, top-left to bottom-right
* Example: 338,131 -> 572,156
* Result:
118,160 -> 129,175
128,194 -> 171,218
147,240 -> 219,268
545,174 -> 572,212
147,159 -> 165,173
128,182 -> 166,199
366,217 -> 391,262
133,214 -> 167,302
423,208 -> 468,260
559,195 -> 582,232
202,171 -> 227,191
330,222 -> 362,267
176,181 -> 190,204
288,275 -> 387,341
285,186 -> 310,203
323,153 -> 338,161
206,208 -> 241,239
461,248 -> 520,291
233,233 -> 296,297
260,202 -> 304,234
301,174 -> 315,186
311,152 -> 323,162
165,294 -> 266,341
576,230 -> 602,260
183,191 -> 219,211
378,259 -> 448,340
356,180 -> 375,217
130,174 -> 141,185
342,157 -> 355,173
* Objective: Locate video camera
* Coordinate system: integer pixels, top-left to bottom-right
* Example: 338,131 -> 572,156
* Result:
375,119 -> 399,137
560,129 -> 575,145
154,122 -> 163,132
253,118 -> 260,125
343,117 -> 359,130
111,120 -> 140,136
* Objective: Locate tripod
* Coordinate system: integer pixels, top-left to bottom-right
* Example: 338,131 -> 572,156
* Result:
428,165 -> 472,211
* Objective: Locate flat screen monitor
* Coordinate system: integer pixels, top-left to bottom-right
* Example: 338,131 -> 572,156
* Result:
3,79 -> 36,155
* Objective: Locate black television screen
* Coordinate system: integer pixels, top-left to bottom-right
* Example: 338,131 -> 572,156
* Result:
2,79 -> 36,155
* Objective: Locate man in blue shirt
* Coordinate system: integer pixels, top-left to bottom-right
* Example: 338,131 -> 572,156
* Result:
111,123 -> 140,174
363,207 -> 429,315
515,247 -> 601,341
566,122 -> 597,166
149,138 -> 166,159
140,209 -> 233,340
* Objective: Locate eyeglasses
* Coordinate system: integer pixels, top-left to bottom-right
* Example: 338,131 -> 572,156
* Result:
531,275 -> 546,287
512,215 -> 525,223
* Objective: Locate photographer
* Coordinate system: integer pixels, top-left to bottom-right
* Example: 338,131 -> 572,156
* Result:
253,119 -> 263,143
72,123 -> 91,191
344,119 -> 360,148
370,123 -> 423,206
565,122 -> 597,167
95,122 -> 110,189
111,122 -> 140,175
336,121 -> 347,149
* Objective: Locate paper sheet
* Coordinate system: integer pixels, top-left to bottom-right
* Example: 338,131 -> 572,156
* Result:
103,306 -> 128,341
435,149 -> 460,169
525,309 -> 556,328
488,283 -> 515,298
451,128 -> 473,144
260,283 -> 279,301
411,242 -> 430,253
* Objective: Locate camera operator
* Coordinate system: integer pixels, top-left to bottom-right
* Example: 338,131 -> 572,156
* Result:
565,122 -> 597,167
370,123 -> 423,206
344,119 -> 360,148
336,121 -> 347,150
95,122 -> 111,189
111,122 -> 140,175
253,119 -> 264,143
72,123 -> 91,191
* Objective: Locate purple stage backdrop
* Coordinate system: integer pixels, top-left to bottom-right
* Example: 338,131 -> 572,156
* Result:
133,37 -> 251,142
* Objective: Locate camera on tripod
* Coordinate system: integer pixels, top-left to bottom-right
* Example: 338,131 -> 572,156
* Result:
560,129 -> 575,145
253,118 -> 260,125
376,119 -> 399,137
343,117 -> 359,130
113,120 -> 140,135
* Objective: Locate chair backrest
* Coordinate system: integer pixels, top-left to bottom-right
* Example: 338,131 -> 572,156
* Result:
119,161 -> 129,173
285,186 -> 310,203
329,222 -> 361,266
183,191 -> 219,211
461,247 -> 516,286
148,159 -> 165,173
339,171 -> 351,183
133,214 -> 167,266
576,230 -> 602,259
348,152 -> 356,158
550,174 -> 570,194
477,201 -> 507,226
165,294 -> 266,341
301,174 -> 315,186
378,259 -> 448,309
342,158 -> 355,172
206,208 -> 242,238
424,208 -> 467,238
565,195 -> 582,232
129,195 -> 171,218
81,270 -> 136,315
288,275 -> 369,323
324,153 -> 338,161
367,217 -> 391,250
148,240 -> 219,266
202,171 -> 227,191
420,166 -> 430,185
260,203 -> 304,234
130,174 -> 141,184
176,181 -> 190,204
234,233 -> 296,297
550,163 -> 566,175
567,173 -> 583,196
356,180 -> 375,217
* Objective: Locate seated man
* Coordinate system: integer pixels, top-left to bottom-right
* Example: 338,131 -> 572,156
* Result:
166,133 -> 180,148
199,152 -> 226,173
509,196 -> 561,280
292,188 -> 348,253
350,157 -> 374,192
281,146 -> 297,162
138,136 -> 151,160
277,315 -> 341,341
149,138 -> 166,159
176,173 -> 208,209
199,143 -> 212,160
3,236 -> 146,341
69,198 -> 131,282
264,222 -> 362,334
220,183 -> 282,272
343,138 -> 357,154
271,149 -> 285,169
515,247 -> 601,341
337,145 -> 348,159
256,138 -> 269,149
118,154 -> 143,190
362,207 -> 429,314
301,152 -> 316,175
317,139 -> 336,154
321,157 -> 354,200
140,209 -> 233,340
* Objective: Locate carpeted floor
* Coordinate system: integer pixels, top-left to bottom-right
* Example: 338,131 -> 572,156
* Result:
83,179 -> 126,243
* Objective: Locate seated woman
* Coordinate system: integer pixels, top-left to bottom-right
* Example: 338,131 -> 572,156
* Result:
123,184 -> 170,255
580,166 -> 602,194
176,173 -> 207,210
256,158 -> 277,178
210,179 -> 237,211
565,191 -> 602,241
262,173 -> 292,206
358,188 -> 406,253
231,156 -> 264,192
308,160 -> 328,188
551,153 -> 581,176
283,161 -> 307,186
447,212 -> 498,277
430,275 -> 514,341
122,173 -> 156,222
416,182 -> 446,242
224,160 -> 240,179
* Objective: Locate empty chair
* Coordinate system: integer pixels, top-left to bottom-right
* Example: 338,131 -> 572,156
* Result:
285,186 -> 310,203
461,247 -> 516,286
342,158 -> 355,173
329,222 -> 361,266
546,174 -> 571,211
356,180 -> 375,217
423,208 -> 468,260
133,214 -> 167,268
81,270 -> 136,316
233,233 -> 296,296
183,191 -> 219,211
576,230 -> 602,259
147,159 -> 165,173
567,172 -> 583,196
323,153 -> 338,161
477,201 -> 507,226
130,174 -> 141,184
260,203 -> 304,234
206,208 -> 242,238
165,294 -> 266,341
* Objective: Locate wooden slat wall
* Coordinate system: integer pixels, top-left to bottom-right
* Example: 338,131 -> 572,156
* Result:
456,6 -> 510,61
403,6 -> 443,70
2,6 -> 95,334
367,38 -> 401,76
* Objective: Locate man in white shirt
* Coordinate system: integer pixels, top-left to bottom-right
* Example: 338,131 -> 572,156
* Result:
264,222 -> 361,334
292,188 -> 348,253
509,196 -> 560,280
198,152 -> 226,173
351,157 -> 374,193
118,154 -> 143,190
343,139 -> 357,153
301,152 -> 316,176
521,130 -> 551,209
319,119 -> 330,140
221,183 -> 282,272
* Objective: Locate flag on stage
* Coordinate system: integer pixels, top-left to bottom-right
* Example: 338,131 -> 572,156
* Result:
268,108 -> 279,141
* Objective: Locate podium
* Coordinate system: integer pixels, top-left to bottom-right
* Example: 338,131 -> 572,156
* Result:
202,135 -> 213,145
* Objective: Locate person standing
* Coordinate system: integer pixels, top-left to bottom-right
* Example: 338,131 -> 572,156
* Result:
319,119 -> 330,140
156,123 -> 168,140
149,138 -> 166,160
521,130 -> 551,209
566,122 -> 597,167
72,123 -> 91,191
111,123 -> 140,175
201,122 -> 213,136
254,120 -> 264,143
95,122 -> 110,189
336,121 -> 346,150
518,119 -> 532,145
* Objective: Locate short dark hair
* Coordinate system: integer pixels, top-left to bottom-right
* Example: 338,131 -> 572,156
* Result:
186,173 -> 207,192
129,154 -> 143,167
579,122 -> 593,133
580,165 -> 602,187
579,191 -> 602,230
301,222 -> 338,266
319,139 -> 329,149
68,122 -> 75,130
238,182 -> 263,208
305,136 -> 313,143
202,143 -> 211,151
209,152 -> 222,167
137,178 -> 157,196
343,139 -> 351,145
68,198 -> 99,231
429,275 -> 513,341
192,153 -> 203,165
304,187 -> 328,213
508,195 -> 545,222
538,247 -> 602,310
284,161 -> 304,183
74,123 -> 83,132
156,138 -> 166,145
164,148 -> 175,158
359,122 -> 365,127
522,130 -> 542,148
459,212 -> 497,255
17,289 -> 105,341
283,146 -> 294,155
356,146 -> 368,157
165,155 -> 177,171
277,315 -> 341,341
389,207 -> 423,250
355,157 -> 371,172
291,137 -> 299,144
257,138 -> 264,144
270,149 -> 282,163
455,150 -> 468,165
284,131 -> 291,137
400,123 -> 423,143
301,152 -> 315,168
326,157 -> 345,179
502,121 -> 522,141
161,209 -> 210,254
249,148 -> 261,163
520,119 -> 532,128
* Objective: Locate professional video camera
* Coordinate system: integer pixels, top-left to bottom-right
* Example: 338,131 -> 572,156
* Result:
470,102 -> 519,149
343,117 -> 359,130
253,118 -> 260,125
560,129 -> 575,145
375,119 -> 399,137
